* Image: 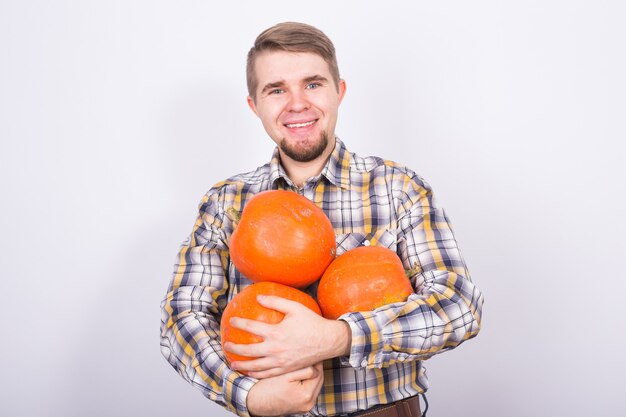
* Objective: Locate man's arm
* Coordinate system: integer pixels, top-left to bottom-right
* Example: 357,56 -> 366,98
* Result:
161,190 -> 327,417
341,172 -> 484,368
160,191 -> 257,417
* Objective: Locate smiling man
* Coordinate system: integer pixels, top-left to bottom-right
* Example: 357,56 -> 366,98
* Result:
160,22 -> 484,417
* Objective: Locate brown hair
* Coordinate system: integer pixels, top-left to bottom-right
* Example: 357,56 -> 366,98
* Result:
246,22 -> 340,101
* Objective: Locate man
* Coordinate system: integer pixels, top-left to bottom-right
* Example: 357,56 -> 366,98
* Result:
160,22 -> 483,417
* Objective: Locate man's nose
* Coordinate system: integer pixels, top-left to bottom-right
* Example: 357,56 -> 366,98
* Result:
287,90 -> 310,112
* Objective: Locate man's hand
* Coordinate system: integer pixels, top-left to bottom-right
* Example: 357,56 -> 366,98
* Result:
246,363 -> 324,417
224,294 -> 351,379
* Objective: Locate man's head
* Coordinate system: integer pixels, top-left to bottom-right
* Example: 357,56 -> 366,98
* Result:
245,23 -> 347,166
246,22 -> 341,102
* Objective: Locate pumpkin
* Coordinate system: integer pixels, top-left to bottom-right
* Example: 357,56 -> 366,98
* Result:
317,245 -> 414,319
229,190 -> 336,288
220,281 -> 322,370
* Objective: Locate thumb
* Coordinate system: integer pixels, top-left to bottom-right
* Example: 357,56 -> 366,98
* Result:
286,365 -> 320,382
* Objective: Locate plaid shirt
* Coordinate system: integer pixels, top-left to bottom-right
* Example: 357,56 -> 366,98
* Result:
160,138 -> 483,417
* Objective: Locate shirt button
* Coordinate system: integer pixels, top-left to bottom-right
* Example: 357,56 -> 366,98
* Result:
363,240 -> 370,246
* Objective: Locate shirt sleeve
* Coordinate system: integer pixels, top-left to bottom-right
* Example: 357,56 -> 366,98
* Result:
340,173 -> 484,368
160,190 -> 256,417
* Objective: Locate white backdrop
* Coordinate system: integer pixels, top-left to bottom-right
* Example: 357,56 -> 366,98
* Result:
1,1 -> 625,416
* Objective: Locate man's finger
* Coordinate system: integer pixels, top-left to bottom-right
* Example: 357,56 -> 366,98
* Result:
230,355 -> 273,371
286,365 -> 320,382
256,294 -> 308,314
229,317 -> 273,336
246,368 -> 287,379
223,340 -> 267,357
230,356 -> 277,373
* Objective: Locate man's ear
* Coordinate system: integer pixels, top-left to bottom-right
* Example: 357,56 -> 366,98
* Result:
337,79 -> 347,105
247,96 -> 259,116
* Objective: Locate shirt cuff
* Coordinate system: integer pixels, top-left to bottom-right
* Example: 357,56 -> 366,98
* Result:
222,370 -> 257,417
339,311 -> 385,368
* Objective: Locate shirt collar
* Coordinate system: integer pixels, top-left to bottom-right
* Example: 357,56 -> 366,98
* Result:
320,137 -> 351,189
268,137 -> 352,190
268,148 -> 288,188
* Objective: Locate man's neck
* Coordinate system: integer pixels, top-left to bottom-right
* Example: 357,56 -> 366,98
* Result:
280,138 -> 336,188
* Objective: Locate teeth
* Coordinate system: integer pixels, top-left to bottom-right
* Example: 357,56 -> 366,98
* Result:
286,120 -> 315,128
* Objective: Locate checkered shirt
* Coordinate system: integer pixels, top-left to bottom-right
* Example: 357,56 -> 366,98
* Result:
160,138 -> 483,417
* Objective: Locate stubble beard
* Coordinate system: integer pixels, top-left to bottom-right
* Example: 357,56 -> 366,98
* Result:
279,131 -> 330,163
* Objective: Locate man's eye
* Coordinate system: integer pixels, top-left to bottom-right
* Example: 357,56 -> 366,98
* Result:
306,82 -> 321,90
270,89 -> 284,95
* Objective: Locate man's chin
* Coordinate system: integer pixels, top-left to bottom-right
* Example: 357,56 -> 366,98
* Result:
279,134 -> 329,163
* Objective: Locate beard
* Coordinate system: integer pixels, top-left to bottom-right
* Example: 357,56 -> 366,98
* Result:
279,131 -> 330,163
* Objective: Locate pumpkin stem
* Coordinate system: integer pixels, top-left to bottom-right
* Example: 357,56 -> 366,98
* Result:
225,207 -> 242,227
405,262 -> 423,278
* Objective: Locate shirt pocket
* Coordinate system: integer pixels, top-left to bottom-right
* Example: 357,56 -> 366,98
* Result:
304,229 -> 399,299
334,229 -> 397,256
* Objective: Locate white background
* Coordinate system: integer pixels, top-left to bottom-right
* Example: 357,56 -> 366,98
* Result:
1,1 -> 625,416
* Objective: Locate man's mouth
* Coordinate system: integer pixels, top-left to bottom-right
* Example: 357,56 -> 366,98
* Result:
284,120 -> 316,128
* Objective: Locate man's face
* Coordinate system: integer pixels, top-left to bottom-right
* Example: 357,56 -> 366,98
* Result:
247,51 -> 346,163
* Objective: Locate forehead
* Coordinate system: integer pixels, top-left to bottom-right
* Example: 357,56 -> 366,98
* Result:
253,51 -> 332,85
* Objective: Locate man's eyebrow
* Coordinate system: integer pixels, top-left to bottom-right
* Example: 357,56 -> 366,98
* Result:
303,75 -> 328,84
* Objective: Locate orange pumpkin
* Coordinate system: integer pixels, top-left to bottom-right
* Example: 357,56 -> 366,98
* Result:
317,246 -> 414,319
229,190 -> 336,288
220,281 -> 322,370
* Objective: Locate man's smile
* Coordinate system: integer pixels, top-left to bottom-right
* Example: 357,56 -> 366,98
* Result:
284,119 -> 317,129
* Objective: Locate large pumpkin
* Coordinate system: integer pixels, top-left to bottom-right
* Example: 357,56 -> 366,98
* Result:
229,190 -> 336,288
220,281 -> 322,370
317,246 -> 414,319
